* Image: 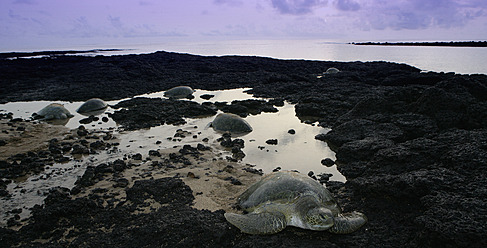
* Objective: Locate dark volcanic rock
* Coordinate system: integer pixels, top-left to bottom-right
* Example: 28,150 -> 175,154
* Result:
320,119 -> 403,148
219,99 -> 279,117
320,158 -> 335,167
1,51 -> 487,247
200,94 -> 214,100
109,97 -> 217,130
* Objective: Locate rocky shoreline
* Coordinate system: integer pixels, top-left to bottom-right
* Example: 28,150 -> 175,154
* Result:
1,51 -> 487,247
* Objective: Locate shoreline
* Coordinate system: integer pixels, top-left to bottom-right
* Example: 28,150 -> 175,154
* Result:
352,40 -> 487,47
0,49 -> 126,59
1,51 -> 487,247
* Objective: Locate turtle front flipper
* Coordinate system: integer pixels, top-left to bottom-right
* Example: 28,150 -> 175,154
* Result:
329,211 -> 367,234
224,211 -> 287,235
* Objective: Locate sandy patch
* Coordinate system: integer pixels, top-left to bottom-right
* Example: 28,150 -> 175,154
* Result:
0,119 -> 70,160
0,118 -> 262,224
73,146 -> 262,214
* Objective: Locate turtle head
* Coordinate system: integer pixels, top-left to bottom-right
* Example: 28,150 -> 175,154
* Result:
305,207 -> 334,230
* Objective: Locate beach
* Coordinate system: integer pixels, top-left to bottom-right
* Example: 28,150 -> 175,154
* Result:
1,51 -> 487,247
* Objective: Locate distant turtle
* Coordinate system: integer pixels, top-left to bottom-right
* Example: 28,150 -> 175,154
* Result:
164,86 -> 195,99
33,103 -> 74,120
325,67 -> 340,74
224,171 -> 367,235
209,113 -> 252,133
76,98 -> 108,114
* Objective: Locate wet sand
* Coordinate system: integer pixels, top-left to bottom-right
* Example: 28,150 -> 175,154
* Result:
0,119 -> 69,161
0,117 -> 261,225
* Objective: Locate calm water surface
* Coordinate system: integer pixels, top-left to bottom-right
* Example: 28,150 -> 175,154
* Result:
0,89 -> 341,226
25,39 -> 487,75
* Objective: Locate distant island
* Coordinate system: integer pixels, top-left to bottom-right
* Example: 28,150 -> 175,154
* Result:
351,41 -> 487,47
0,49 -> 125,59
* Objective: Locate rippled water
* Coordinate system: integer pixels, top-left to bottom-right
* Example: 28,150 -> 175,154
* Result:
0,88 -> 342,226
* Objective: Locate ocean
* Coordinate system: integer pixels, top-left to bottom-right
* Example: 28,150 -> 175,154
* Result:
31,39 -> 487,75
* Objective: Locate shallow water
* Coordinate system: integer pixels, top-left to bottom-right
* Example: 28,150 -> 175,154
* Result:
0,88 -> 342,226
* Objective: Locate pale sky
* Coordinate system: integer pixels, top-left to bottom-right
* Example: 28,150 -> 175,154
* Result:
1,0 -> 486,51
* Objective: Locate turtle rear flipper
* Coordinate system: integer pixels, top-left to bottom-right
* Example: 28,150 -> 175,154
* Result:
224,212 -> 287,235
329,211 -> 367,234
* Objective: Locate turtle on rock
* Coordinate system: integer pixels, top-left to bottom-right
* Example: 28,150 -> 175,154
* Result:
224,171 -> 367,235
209,113 -> 252,134
32,103 -> 74,120
76,98 -> 108,114
324,67 -> 340,74
164,86 -> 195,99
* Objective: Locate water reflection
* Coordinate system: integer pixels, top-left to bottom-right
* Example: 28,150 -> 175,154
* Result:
78,108 -> 107,117
0,89 -> 341,176
0,88 -> 341,178
0,88 -> 344,226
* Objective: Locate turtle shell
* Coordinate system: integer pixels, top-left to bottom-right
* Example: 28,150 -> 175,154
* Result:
211,113 -> 252,133
237,171 -> 340,215
34,103 -> 73,120
77,98 -> 108,114
325,67 -> 340,74
164,86 -> 194,99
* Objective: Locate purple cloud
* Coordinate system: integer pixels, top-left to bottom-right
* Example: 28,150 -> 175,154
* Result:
108,16 -> 123,30
271,0 -> 327,15
8,10 -> 28,21
359,0 -> 487,30
138,1 -> 153,6
13,0 -> 36,4
213,0 -> 243,6
335,0 -> 360,11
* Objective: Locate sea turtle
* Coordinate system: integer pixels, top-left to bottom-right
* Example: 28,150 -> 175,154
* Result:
224,171 -> 367,235
33,103 -> 74,120
76,98 -> 108,114
164,86 -> 195,99
324,67 -> 340,74
209,113 -> 252,133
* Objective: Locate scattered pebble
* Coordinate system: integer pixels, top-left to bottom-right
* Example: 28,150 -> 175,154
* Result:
200,94 -> 215,100
321,158 -> 335,167
187,172 -> 199,179
148,150 -> 161,157
132,153 -> 143,160
224,176 -> 242,185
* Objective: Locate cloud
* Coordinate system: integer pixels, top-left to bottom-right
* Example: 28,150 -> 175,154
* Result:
139,1 -> 154,6
271,0 -> 327,15
334,0 -> 360,11
109,16 -> 123,30
213,0 -> 243,6
13,0 -> 36,4
8,10 -> 28,21
357,0 -> 487,31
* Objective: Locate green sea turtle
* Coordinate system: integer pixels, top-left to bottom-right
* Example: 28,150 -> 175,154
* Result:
164,86 -> 195,99
224,171 -> 367,235
209,113 -> 252,133
324,67 -> 340,74
76,98 -> 108,114
33,103 -> 74,120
